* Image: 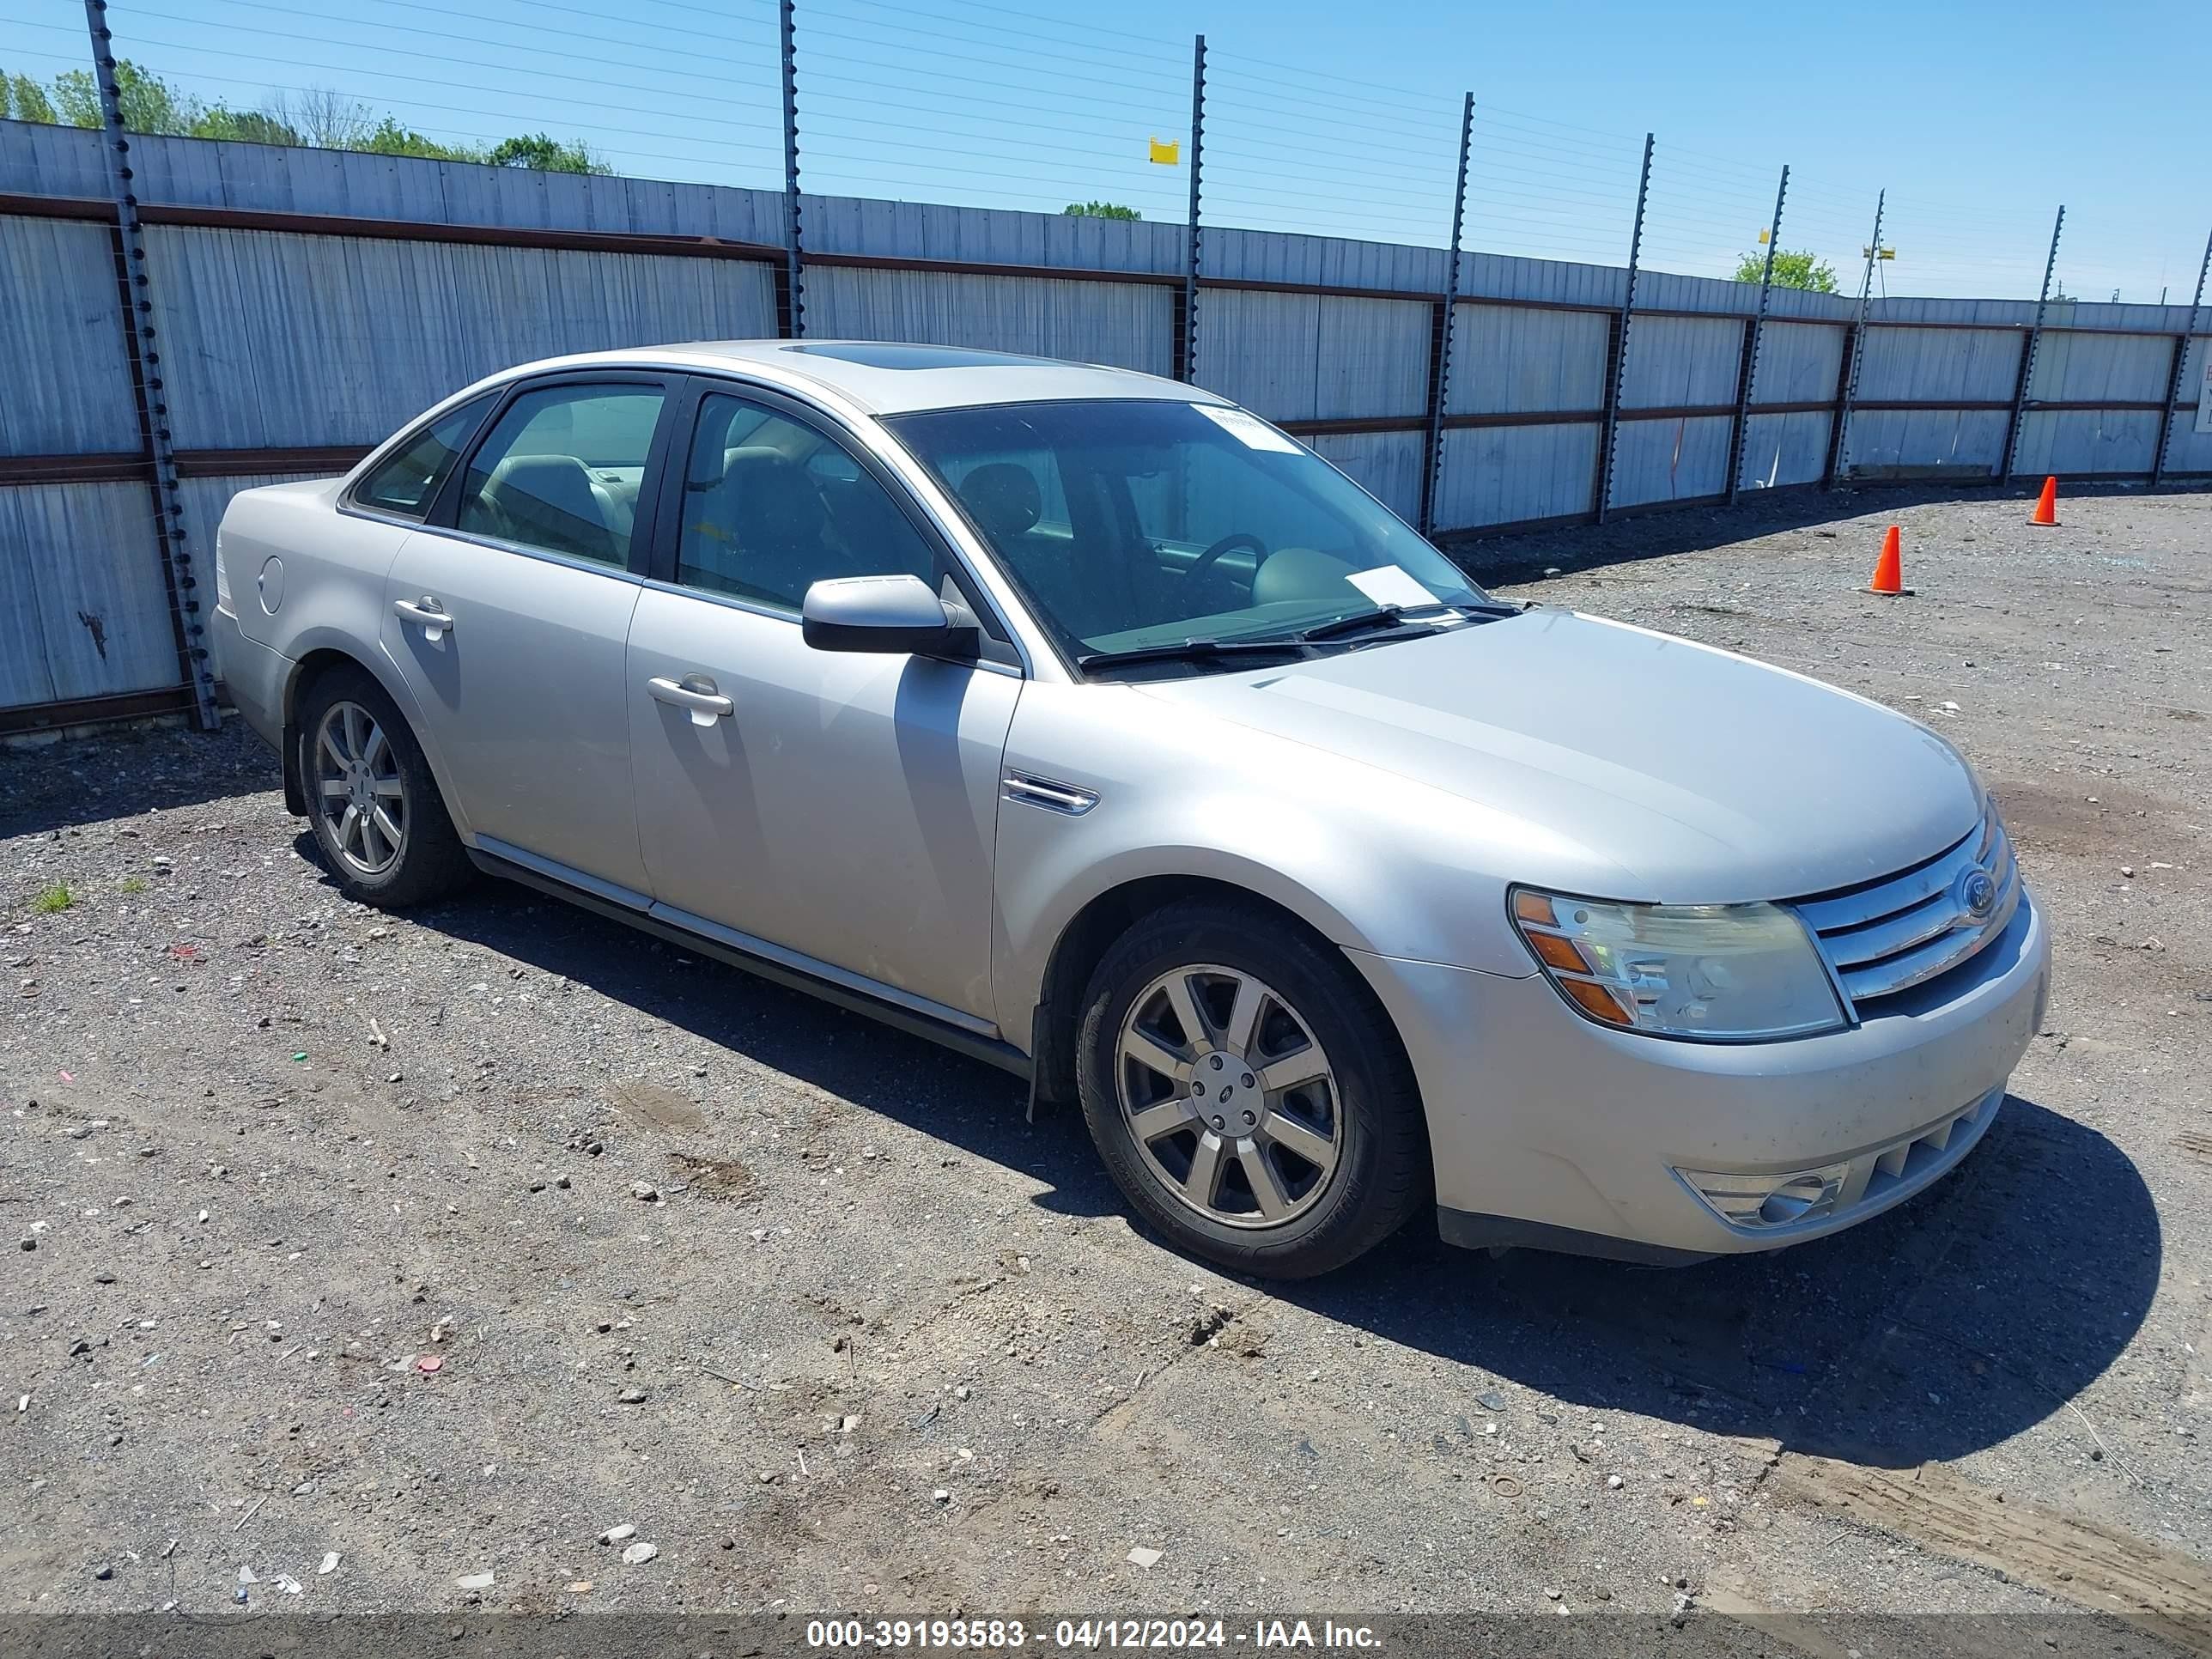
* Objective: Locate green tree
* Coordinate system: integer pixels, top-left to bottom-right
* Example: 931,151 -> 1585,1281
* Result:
1063,200 -> 1140,220
1731,246 -> 1838,294
51,59 -> 204,134
358,117 -> 483,163
192,106 -> 303,146
2,65 -> 57,123
486,131 -> 609,175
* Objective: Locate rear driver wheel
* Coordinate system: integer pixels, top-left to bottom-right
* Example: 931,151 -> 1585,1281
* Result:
295,665 -> 471,908
1076,901 -> 1429,1279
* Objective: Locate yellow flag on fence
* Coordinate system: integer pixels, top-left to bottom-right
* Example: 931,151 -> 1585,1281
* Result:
1758,228 -> 1771,243
1149,137 -> 1180,166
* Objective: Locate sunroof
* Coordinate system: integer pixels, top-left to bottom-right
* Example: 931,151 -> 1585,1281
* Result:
781,343 -> 1055,370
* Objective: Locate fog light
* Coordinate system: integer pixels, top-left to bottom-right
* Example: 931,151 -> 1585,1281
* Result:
1674,1160 -> 1850,1231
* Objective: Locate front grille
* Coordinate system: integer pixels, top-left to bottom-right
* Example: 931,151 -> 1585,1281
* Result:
1795,801 -> 2020,1011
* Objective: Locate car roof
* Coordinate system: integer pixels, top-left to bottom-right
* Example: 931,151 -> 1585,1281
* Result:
496,340 -> 1225,417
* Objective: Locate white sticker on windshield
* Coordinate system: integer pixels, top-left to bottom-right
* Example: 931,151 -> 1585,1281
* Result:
1346,565 -> 1440,608
1194,404 -> 1303,453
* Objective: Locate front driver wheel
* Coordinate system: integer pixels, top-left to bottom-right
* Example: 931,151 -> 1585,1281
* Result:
1076,901 -> 1429,1279
295,665 -> 471,908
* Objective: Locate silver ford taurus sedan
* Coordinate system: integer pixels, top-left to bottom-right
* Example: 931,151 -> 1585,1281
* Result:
212,342 -> 2049,1279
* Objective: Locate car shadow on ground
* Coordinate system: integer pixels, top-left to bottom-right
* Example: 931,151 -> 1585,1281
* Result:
404,866 -> 2155,1474
0,720 -> 280,839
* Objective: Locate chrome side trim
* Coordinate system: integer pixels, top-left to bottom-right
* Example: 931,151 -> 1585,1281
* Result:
648,902 -> 1003,1039
1001,772 -> 1100,816
466,845 -> 1030,1079
476,834 -> 652,911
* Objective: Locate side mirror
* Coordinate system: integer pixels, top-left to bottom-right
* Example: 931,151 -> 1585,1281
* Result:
800,574 -> 978,657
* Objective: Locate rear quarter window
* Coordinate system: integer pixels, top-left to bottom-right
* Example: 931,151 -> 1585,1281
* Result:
352,394 -> 495,518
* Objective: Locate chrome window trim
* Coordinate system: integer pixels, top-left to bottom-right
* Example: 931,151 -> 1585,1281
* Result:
388,522 -> 647,586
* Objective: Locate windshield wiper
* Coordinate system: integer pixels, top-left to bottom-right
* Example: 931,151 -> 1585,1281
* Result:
1294,599 -> 1517,644
1076,636 -> 1310,675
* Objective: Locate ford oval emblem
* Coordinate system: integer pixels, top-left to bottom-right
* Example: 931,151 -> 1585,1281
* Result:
1955,866 -> 1998,923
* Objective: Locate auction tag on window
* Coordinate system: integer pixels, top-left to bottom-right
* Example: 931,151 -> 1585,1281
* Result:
1194,404 -> 1303,453
1346,565 -> 1440,607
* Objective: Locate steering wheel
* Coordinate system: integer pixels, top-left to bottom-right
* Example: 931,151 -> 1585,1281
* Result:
1183,532 -> 1267,586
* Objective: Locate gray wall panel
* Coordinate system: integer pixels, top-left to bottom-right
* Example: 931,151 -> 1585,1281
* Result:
1749,321 -> 1845,405
144,226 -> 776,448
0,217 -> 141,457
1316,298 -> 1431,421
1620,314 -> 1743,410
0,482 -> 176,707
2027,329 -> 2172,404
804,267 -> 1170,374
1449,302 -> 1608,415
1195,289 -> 1320,420
1737,410 -> 1833,489
0,118 -> 106,197
1310,430 -> 1424,526
2011,410 -> 2162,477
1843,408 -> 2010,475
1608,414 -> 1732,506
1434,422 -> 1598,530
2163,336 -> 2212,475
1856,326 -> 2023,403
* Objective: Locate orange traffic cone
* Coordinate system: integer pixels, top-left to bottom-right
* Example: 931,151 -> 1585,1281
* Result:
2029,476 -> 2059,526
1869,525 -> 1910,596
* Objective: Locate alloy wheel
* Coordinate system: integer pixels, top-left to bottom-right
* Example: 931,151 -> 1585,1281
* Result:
313,699 -> 407,878
1115,963 -> 1342,1230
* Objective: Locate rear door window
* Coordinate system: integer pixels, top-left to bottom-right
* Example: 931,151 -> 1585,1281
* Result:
452,384 -> 666,569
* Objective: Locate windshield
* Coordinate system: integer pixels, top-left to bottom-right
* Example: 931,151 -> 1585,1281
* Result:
882,399 -> 1491,666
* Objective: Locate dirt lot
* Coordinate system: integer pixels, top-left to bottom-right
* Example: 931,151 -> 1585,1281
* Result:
3,483 -> 2209,1647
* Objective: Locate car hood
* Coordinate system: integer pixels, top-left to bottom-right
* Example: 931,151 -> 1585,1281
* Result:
1131,607 -> 1982,904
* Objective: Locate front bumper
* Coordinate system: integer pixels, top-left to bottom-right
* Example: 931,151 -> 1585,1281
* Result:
1350,889 -> 2050,1261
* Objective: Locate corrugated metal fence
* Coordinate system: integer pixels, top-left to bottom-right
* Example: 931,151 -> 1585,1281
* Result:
3,121 -> 2207,729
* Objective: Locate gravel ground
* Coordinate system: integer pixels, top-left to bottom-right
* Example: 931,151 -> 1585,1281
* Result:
3,482 -> 2208,1644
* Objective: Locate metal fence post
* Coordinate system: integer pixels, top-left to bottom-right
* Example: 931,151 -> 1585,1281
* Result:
2151,224 -> 2211,486
778,0 -> 805,339
1826,188 -> 1885,490
2000,204 -> 2065,483
1725,164 -> 1789,504
81,0 -> 218,731
1419,92 -> 1474,538
1593,132 -> 1652,525
1177,33 -> 1205,385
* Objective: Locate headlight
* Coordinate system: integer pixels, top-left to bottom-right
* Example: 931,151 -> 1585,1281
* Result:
1510,888 -> 1846,1042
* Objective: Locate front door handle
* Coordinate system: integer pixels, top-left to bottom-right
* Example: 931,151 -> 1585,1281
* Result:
393,596 -> 455,641
647,674 -> 734,726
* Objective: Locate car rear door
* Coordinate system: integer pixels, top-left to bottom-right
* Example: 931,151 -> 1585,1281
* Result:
623,378 -> 1022,1027
381,371 -> 680,899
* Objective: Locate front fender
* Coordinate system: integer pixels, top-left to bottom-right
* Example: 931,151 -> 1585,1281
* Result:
988,681 -> 1550,1036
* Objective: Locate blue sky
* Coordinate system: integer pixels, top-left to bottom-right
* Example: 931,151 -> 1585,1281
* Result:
4,0 -> 2207,302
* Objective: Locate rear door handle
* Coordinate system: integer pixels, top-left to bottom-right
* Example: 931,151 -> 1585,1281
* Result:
393,596 -> 455,641
647,674 -> 734,726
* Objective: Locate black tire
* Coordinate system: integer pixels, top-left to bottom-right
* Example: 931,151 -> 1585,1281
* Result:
1075,899 -> 1430,1279
294,664 -> 473,908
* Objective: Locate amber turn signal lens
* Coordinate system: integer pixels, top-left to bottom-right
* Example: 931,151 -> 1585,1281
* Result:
1512,890 -> 1557,927
1528,932 -> 1592,974
1559,977 -> 1632,1026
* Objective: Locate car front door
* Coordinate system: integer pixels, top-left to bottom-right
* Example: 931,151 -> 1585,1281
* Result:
624,381 -> 1021,1027
381,373 -> 678,898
